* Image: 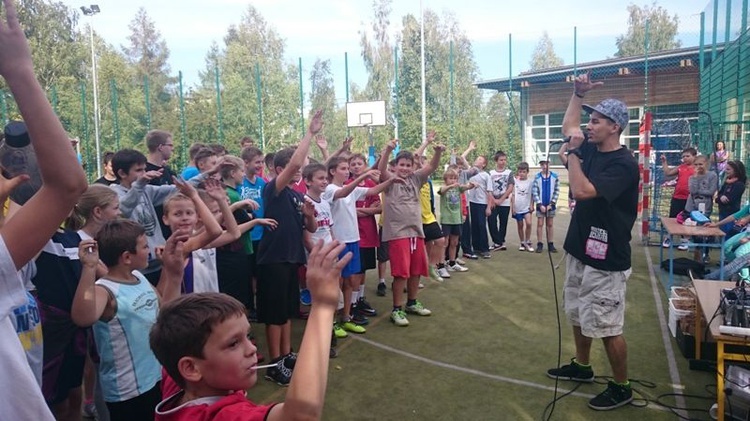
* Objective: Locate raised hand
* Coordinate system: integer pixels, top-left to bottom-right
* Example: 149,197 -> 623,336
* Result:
573,72 -> 604,96
367,169 -> 381,181
0,0 -> 32,81
256,218 -> 278,230
0,171 -> 28,204
159,228 -> 191,273
173,175 -> 198,198
315,134 -> 328,151
308,110 -> 324,135
426,130 -> 437,143
77,239 -> 99,268
306,240 -> 352,308
302,199 -> 315,218
433,143 -> 446,153
468,140 -> 477,151
203,178 -> 227,202
385,139 -> 398,151
141,169 -> 164,182
342,136 -> 353,151
237,198 -> 260,211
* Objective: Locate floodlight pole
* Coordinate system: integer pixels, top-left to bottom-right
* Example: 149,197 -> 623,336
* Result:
81,4 -> 101,178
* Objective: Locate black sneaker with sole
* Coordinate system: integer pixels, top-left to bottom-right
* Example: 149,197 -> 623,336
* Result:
265,358 -> 291,386
351,311 -> 370,326
376,282 -> 387,296
548,242 -> 558,253
282,352 -> 297,370
356,297 -> 377,316
536,242 -> 544,253
588,381 -> 633,410
546,358 -> 594,382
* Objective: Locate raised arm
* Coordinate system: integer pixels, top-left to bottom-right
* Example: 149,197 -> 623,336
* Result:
71,240 -> 112,327
660,154 -> 679,177
460,140 -> 477,170
332,170 -> 379,200
315,135 -> 330,163
268,240 -> 351,421
176,178 -> 222,254
1,0 -> 87,269
563,73 -> 602,201
378,140 -> 397,182
416,144 -> 445,178
155,228 -> 190,304
275,110 -> 323,193
203,184 -> 241,249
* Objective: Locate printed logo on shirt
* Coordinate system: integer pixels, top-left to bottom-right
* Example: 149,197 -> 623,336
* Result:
133,290 -> 158,313
585,226 -> 608,260
240,186 -> 261,201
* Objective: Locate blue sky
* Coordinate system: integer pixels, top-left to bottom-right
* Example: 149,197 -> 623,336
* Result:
65,0 -> 712,104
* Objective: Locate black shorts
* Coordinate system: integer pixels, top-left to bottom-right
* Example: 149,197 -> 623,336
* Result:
669,198 -> 688,218
356,247 -> 377,274
423,222 -> 444,241
257,263 -> 300,325
377,227 -> 389,263
441,223 -> 461,236
248,240 -> 261,276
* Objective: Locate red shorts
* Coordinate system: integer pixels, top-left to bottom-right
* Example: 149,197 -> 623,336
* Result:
389,237 -> 428,279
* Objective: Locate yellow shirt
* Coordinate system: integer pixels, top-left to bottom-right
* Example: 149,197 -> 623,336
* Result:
420,183 -> 436,225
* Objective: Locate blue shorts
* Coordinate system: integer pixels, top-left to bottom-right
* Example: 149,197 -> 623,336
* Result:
340,242 -> 361,278
513,211 -> 530,221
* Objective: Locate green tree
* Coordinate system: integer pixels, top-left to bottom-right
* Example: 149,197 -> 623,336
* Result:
395,10 -> 485,157
357,0 -> 396,152
615,2 -> 680,57
529,31 -> 564,71
122,7 -> 177,138
188,5 -> 299,155
16,0 -> 86,88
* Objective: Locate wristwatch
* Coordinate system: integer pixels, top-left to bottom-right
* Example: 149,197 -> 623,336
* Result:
566,148 -> 583,159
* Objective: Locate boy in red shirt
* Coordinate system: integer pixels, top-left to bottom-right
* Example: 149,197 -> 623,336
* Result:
150,240 -> 352,421
660,147 -> 696,250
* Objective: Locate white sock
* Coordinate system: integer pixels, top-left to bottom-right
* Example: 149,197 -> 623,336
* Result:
378,278 -> 385,284
351,290 -> 359,304
359,285 -> 365,298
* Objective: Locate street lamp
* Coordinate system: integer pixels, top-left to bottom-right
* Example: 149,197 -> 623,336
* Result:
80,4 -> 101,178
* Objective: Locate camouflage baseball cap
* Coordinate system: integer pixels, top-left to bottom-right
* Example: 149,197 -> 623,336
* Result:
582,98 -> 628,130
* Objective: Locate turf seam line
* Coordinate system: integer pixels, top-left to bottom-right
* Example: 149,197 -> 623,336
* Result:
643,244 -> 689,419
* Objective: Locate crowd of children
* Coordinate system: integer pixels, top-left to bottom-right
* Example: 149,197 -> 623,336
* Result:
0,2 -> 574,417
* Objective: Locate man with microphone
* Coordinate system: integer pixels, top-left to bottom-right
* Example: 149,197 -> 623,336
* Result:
547,73 -> 639,411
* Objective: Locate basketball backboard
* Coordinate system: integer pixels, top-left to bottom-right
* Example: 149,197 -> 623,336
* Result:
346,100 -> 386,128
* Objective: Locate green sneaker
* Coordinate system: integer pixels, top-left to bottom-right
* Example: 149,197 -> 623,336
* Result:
405,301 -> 432,316
429,266 -> 444,282
333,323 -> 348,338
390,309 -> 409,326
342,321 -> 366,334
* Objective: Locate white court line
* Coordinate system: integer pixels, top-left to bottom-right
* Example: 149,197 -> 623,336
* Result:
351,335 -> 595,400
354,331 -> 672,413
643,245 -> 689,419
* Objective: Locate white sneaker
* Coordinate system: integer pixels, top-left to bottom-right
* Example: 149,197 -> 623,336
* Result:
662,237 -> 671,248
455,258 -> 467,265
437,267 -> 451,278
449,263 -> 469,272
519,244 -> 526,251
677,239 -> 689,251
525,242 -> 535,252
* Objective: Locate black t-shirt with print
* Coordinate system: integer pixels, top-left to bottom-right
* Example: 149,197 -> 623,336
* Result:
256,179 -> 307,265
563,142 -> 639,271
